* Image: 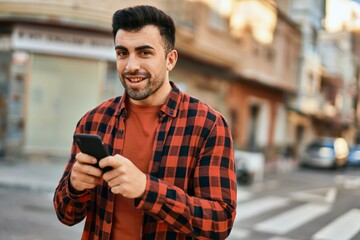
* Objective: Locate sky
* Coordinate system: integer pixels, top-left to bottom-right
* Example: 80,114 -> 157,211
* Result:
326,0 -> 360,32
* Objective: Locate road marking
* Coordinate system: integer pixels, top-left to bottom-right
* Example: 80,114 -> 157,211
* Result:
235,196 -> 290,222
290,187 -> 337,204
252,180 -> 279,192
254,203 -> 331,234
227,228 -> 250,239
268,237 -> 297,240
312,208 -> 360,240
335,175 -> 360,189
237,187 -> 253,202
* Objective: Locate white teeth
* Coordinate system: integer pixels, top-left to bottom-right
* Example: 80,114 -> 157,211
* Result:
128,78 -> 143,83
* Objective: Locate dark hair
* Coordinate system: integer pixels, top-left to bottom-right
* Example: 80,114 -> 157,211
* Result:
112,5 -> 176,53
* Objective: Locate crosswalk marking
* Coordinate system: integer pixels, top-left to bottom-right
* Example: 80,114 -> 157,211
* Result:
290,187 -> 337,203
312,208 -> 360,240
335,175 -> 360,189
252,180 -> 279,192
268,237 -> 297,240
235,196 -> 290,221
227,228 -> 250,239
236,187 -> 253,202
254,203 -> 331,234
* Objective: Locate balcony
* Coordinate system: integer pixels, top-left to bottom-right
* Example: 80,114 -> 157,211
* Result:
0,0 -> 301,92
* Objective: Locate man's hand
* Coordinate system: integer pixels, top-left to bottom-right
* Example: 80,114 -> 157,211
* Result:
100,155 -> 147,199
70,152 -> 103,192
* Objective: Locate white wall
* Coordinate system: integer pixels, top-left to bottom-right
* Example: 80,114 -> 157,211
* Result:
25,54 -> 104,155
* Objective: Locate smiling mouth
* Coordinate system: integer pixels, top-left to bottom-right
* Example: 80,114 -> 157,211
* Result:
126,77 -> 146,83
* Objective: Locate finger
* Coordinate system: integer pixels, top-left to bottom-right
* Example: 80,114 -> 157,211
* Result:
73,161 -> 103,177
102,164 -> 127,182
77,173 -> 101,185
71,167 -> 101,182
98,156 -> 112,169
110,185 -> 126,196
106,176 -> 121,188
70,172 -> 100,191
76,180 -> 99,190
99,155 -> 122,169
76,152 -> 97,165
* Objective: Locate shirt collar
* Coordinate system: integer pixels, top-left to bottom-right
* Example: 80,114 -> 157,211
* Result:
115,81 -> 181,118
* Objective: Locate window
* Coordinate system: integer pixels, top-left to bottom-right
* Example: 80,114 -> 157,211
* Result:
248,104 -> 260,151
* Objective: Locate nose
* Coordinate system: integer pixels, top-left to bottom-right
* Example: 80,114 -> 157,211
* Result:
125,55 -> 140,72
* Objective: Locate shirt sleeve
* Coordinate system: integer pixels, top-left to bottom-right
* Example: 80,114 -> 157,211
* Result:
135,114 -> 237,239
53,138 -> 92,226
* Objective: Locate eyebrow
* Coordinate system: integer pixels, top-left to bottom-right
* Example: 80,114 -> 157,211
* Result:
115,45 -> 127,51
114,45 -> 155,51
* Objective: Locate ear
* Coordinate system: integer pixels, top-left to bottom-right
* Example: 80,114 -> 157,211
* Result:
166,50 -> 178,71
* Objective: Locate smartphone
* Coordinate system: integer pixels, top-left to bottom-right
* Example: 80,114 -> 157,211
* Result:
73,133 -> 112,172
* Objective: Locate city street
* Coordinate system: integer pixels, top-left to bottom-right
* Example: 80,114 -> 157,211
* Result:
1,165 -> 360,240
229,166 -> 360,240
1,1 -> 360,240
0,187 -> 84,240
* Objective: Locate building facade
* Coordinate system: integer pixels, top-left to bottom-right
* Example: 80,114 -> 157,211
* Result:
0,0 -> 302,164
277,0 -> 360,160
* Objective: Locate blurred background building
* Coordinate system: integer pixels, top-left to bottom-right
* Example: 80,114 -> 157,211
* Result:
0,0 -> 360,168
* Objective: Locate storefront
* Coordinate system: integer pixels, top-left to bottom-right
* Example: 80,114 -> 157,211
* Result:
1,24 -> 123,157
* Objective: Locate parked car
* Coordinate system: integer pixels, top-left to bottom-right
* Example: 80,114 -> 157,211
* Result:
300,137 -> 349,169
347,145 -> 360,166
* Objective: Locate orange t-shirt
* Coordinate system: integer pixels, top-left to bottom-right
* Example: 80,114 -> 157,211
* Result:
110,101 -> 161,240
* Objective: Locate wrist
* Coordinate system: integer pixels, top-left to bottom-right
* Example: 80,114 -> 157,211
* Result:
68,177 -> 86,195
137,173 -> 147,198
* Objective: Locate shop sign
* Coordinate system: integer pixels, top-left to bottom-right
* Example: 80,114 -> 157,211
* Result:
12,24 -> 115,60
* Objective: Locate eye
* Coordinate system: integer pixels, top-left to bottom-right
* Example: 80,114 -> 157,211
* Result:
116,51 -> 128,58
140,50 -> 152,57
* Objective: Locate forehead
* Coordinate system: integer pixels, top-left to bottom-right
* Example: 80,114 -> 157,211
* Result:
114,25 -> 164,49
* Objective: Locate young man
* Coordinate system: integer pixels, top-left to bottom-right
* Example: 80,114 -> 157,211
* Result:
54,5 -> 237,240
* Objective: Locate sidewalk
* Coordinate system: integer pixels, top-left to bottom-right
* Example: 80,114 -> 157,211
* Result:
0,157 -> 67,193
0,155 -> 296,193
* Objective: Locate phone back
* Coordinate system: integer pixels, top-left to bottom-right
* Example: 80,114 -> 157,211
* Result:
73,134 -> 112,172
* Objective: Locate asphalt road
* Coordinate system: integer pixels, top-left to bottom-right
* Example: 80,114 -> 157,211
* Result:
0,188 -> 84,240
229,166 -> 360,240
1,166 -> 360,240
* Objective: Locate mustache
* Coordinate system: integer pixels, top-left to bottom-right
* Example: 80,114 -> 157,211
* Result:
122,70 -> 151,78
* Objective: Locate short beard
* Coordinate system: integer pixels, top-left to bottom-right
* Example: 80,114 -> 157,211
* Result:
125,84 -> 152,100
121,71 -> 164,101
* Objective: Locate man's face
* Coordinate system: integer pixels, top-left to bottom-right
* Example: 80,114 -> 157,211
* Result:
114,25 -> 176,105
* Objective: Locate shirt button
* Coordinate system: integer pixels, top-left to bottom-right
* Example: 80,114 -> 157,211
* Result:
106,217 -> 111,224
118,129 -> 124,134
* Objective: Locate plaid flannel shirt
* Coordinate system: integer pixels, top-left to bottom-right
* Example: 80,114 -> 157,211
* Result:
54,82 -> 237,240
